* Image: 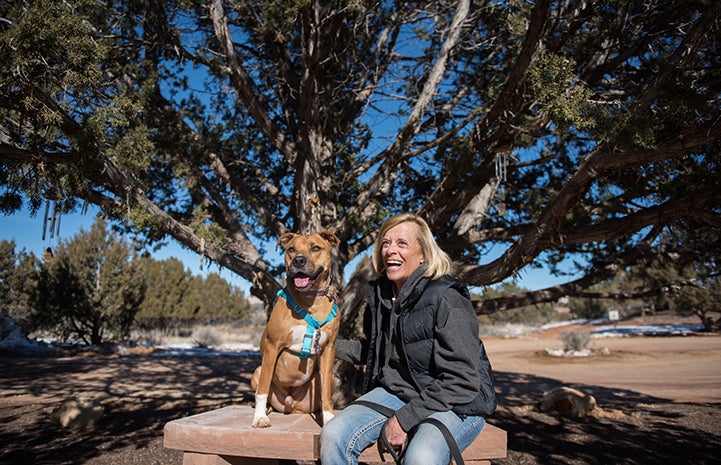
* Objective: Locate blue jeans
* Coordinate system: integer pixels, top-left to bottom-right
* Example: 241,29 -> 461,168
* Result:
320,387 -> 486,465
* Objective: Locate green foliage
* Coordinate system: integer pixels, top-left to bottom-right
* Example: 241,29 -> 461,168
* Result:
675,276 -> 721,332
1,0 -> 719,326
189,209 -> 227,247
2,221 -> 252,344
0,0 -> 107,93
627,226 -> 721,331
33,218 -> 146,344
125,206 -> 169,242
0,240 -> 41,329
183,273 -> 251,321
135,256 -> 191,322
568,296 -> 613,320
135,258 -> 251,327
563,224 -> 721,331
528,53 -> 596,130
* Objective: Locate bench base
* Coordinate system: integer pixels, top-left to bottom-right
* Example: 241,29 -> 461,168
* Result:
164,405 -> 506,464
182,453 -> 491,465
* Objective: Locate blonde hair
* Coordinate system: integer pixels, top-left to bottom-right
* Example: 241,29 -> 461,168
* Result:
371,213 -> 452,280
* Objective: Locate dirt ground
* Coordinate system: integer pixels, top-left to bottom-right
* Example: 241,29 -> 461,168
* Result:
1,324 -> 720,465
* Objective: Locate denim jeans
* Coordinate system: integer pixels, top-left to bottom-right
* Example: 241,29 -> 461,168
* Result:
320,387 -> 486,465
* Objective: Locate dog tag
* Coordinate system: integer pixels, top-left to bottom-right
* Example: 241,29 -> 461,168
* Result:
314,328 -> 321,355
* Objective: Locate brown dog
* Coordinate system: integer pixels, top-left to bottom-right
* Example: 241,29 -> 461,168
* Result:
251,230 -> 340,428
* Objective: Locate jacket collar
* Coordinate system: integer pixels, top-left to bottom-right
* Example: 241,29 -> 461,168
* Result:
371,266 -> 430,310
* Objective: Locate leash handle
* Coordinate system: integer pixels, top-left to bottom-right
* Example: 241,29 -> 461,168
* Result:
352,400 -> 403,464
379,421 -> 404,464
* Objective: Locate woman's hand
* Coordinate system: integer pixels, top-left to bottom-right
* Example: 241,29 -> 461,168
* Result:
384,415 -> 407,449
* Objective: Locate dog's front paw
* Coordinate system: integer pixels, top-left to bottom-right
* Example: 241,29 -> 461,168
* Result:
322,410 -> 335,425
252,413 -> 272,428
253,394 -> 271,428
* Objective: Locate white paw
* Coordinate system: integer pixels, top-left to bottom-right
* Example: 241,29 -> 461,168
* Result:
252,413 -> 272,428
322,410 -> 335,425
253,393 -> 271,428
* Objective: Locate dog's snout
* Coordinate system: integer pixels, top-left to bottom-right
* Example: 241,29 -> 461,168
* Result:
292,255 -> 307,268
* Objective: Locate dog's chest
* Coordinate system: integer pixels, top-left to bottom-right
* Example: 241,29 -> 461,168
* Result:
287,324 -> 329,355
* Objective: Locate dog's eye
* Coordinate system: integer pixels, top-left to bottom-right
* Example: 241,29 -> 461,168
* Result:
312,245 -> 322,252
287,246 -> 295,253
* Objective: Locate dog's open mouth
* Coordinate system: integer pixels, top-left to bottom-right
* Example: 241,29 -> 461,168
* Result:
292,273 -> 319,290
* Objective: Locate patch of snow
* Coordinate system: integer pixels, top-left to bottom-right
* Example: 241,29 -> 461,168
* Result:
591,323 -> 704,338
153,342 -> 259,357
0,315 -> 707,357
540,319 -> 588,330
545,348 -> 591,357
0,316 -> 53,352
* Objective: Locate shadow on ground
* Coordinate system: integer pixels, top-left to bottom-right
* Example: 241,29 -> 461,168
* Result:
0,353 -> 258,465
491,371 -> 721,465
1,354 -> 719,465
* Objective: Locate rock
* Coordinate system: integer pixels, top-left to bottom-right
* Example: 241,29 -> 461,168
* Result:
52,397 -> 105,429
540,387 -> 596,418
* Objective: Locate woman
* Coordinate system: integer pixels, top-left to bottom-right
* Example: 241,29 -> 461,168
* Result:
321,213 -> 496,465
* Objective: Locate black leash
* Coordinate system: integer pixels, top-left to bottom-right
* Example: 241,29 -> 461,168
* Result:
351,400 -> 465,465
353,400 -> 404,463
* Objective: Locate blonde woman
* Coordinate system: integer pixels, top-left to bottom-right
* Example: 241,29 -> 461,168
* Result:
321,213 -> 496,465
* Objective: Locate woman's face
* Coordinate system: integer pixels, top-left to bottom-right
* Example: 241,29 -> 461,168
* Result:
380,221 -> 425,293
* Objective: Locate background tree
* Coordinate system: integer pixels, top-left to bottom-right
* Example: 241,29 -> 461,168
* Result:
181,272 -> 251,322
476,282 -> 557,326
136,256 -> 251,329
1,1 -> 720,328
0,240 -> 40,330
135,256 -> 193,329
34,218 -> 146,344
567,270 -> 645,320
626,227 -> 721,330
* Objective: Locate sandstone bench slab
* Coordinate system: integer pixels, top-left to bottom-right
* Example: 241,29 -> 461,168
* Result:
164,405 -> 506,464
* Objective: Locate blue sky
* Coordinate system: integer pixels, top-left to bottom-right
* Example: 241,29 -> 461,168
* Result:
2,206 -> 573,295
2,206 -> 249,291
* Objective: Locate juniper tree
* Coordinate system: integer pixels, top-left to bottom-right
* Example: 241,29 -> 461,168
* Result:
1,1 -> 719,328
34,218 -> 145,345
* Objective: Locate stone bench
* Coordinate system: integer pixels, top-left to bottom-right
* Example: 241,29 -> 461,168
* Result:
164,405 -> 507,464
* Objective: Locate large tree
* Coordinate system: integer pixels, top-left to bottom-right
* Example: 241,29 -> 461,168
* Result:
1,0 -> 720,325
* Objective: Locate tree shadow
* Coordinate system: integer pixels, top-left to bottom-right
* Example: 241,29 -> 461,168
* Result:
0,352 -> 260,465
2,355 -> 720,465
490,371 -> 721,465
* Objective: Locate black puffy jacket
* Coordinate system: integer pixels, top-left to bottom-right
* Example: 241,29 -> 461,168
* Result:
338,269 -> 496,429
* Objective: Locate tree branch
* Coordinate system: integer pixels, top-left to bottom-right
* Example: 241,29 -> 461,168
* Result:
458,115 -> 721,286
0,144 -> 77,164
208,0 -> 298,164
342,0 -> 472,230
420,0 -> 550,227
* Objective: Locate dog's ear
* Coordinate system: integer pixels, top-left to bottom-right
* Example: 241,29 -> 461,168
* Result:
277,233 -> 296,250
319,230 -> 340,248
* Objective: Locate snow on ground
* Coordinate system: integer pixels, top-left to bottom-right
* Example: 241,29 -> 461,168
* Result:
0,315 -> 707,357
590,323 -> 704,337
152,342 -> 259,357
0,316 -> 53,352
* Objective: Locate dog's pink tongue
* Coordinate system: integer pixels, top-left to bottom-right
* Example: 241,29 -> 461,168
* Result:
294,276 -> 310,288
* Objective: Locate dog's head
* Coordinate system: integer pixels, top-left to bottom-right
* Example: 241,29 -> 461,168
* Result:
277,230 -> 339,292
